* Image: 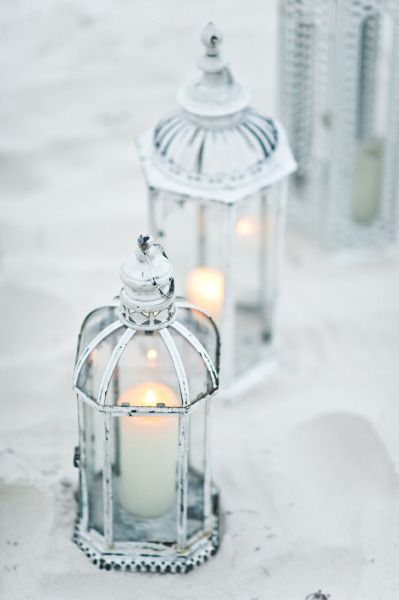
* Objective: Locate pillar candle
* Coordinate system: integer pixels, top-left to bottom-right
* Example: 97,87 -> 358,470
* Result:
118,382 -> 180,519
352,137 -> 383,224
186,266 -> 224,320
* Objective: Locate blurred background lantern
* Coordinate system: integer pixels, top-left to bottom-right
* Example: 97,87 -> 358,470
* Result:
73,234 -> 220,573
137,23 -> 296,397
279,0 -> 399,251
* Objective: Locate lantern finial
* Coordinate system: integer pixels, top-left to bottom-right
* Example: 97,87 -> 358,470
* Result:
196,23 -> 228,77
200,22 -> 223,58
176,22 -> 250,117
119,234 -> 175,330
137,233 -> 154,256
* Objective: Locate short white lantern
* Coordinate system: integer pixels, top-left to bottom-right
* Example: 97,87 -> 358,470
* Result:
279,0 -> 399,250
137,23 -> 296,397
73,235 -> 220,573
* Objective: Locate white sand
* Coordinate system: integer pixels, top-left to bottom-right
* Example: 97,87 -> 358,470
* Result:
1,1 -> 399,598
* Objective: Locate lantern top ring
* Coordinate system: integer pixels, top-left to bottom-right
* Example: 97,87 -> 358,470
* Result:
119,234 -> 176,330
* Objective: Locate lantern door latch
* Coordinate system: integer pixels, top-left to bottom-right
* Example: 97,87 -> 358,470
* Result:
73,446 -> 80,468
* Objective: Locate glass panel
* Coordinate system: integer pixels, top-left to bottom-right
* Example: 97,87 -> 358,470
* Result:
177,305 -> 219,375
169,326 -> 211,401
111,414 -> 178,543
234,189 -> 280,376
153,192 -> 227,328
187,402 -> 207,537
152,189 -> 283,383
352,11 -> 394,224
108,331 -> 182,407
77,306 -> 119,355
76,326 -> 125,402
83,402 -> 104,535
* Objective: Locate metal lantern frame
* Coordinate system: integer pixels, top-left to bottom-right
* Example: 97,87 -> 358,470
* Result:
280,0 -> 399,251
137,24 -> 296,397
72,236 -> 221,573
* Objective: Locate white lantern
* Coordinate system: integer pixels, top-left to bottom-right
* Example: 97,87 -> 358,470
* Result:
137,23 -> 296,397
279,0 -> 399,250
73,235 -> 220,573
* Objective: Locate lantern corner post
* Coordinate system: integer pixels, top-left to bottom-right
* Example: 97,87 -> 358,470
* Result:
203,396 -> 213,533
76,394 -> 89,533
176,410 -> 189,552
102,411 -> 114,550
219,201 -> 237,392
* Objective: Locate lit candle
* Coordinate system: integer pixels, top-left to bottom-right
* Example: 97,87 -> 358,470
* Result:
352,137 -> 383,224
118,382 -> 180,518
235,216 -> 257,237
186,267 -> 224,319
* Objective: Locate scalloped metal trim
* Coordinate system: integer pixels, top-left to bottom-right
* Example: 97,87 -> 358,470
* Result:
73,521 -> 220,574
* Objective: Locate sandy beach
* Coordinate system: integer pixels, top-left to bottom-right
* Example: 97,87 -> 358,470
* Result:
1,1 -> 399,598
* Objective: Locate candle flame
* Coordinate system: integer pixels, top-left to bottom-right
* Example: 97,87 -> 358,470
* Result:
236,217 -> 255,237
146,349 -> 158,361
144,389 -> 156,406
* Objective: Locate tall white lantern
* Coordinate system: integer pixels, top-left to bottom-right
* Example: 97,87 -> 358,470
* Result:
73,235 -> 220,573
137,23 -> 296,397
279,0 -> 399,250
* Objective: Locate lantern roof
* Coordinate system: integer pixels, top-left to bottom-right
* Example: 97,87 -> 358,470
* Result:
73,235 -> 219,411
137,22 -> 297,203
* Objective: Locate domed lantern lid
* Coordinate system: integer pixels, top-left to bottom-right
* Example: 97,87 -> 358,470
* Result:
137,23 -> 297,202
73,235 -> 219,410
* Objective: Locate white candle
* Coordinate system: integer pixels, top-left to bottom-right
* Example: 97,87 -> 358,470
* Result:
187,266 -> 224,320
118,382 -> 180,519
352,137 -> 383,224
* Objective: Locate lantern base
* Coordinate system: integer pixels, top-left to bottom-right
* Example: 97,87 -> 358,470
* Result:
73,488 -> 220,573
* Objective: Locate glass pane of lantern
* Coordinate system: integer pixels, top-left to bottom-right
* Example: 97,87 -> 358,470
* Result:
187,402 -> 207,537
177,305 -> 220,374
169,327 -> 212,401
352,11 -> 394,225
77,306 -> 119,355
153,192 -> 227,327
83,402 -> 104,535
106,331 -> 182,406
108,331 -> 182,543
111,413 -> 179,544
152,187 -> 283,383
76,325 -> 125,402
234,189 -> 280,376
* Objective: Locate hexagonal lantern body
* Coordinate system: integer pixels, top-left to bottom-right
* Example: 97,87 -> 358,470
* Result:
279,0 -> 399,251
137,24 -> 296,397
73,235 -> 220,573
